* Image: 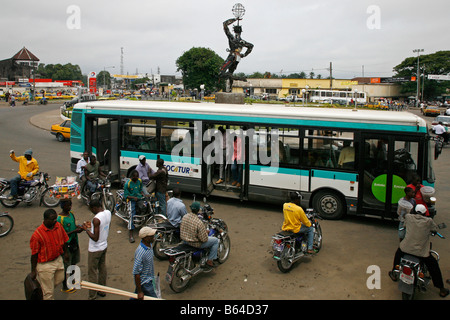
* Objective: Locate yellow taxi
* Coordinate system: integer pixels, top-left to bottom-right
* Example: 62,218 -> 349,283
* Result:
51,120 -> 71,142
422,105 -> 441,116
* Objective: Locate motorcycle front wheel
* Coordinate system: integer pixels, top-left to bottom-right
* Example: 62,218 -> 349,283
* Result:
277,247 -> 295,273
217,234 -> 231,264
169,261 -> 191,293
0,187 -> 19,208
41,188 -> 60,207
0,214 -> 14,237
103,193 -> 115,212
153,233 -> 171,260
313,223 -> 323,253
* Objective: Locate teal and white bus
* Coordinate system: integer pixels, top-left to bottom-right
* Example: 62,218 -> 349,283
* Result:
70,100 -> 435,220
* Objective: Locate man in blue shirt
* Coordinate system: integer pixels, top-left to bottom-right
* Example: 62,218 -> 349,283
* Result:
133,227 -> 157,299
166,187 -> 187,228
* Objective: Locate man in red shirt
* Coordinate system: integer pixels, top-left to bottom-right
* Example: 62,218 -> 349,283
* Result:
30,209 -> 69,300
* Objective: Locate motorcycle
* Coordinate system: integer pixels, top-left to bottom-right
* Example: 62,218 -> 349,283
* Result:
114,186 -> 166,229
151,220 -> 181,260
80,171 -> 115,212
393,225 -> 446,300
0,172 -> 60,208
0,212 -> 14,237
271,208 -> 323,273
164,201 -> 231,293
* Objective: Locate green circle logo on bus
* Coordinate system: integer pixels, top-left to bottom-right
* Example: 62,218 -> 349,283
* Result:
371,174 -> 407,203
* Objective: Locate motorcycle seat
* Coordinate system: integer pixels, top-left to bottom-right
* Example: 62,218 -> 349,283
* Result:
277,230 -> 295,237
173,242 -> 199,253
156,222 -> 177,231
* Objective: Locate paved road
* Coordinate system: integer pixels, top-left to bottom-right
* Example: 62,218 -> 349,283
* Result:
0,104 -> 449,302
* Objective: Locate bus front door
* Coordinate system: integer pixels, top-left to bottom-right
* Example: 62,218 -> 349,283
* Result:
360,135 -> 421,219
360,136 -> 392,217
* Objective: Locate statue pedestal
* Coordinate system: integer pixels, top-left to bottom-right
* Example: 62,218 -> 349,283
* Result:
215,92 -> 245,105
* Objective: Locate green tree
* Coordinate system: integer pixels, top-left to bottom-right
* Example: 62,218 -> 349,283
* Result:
176,47 -> 224,91
97,70 -> 112,88
393,51 -> 450,100
36,63 -> 83,81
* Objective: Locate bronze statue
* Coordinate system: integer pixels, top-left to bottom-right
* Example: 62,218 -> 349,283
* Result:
219,4 -> 254,92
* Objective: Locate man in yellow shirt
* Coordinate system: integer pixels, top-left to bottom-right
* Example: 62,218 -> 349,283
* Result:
282,192 -> 314,254
9,149 -> 39,199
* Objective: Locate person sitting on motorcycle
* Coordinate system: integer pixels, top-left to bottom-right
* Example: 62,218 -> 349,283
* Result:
124,170 -> 146,243
282,191 -> 315,254
84,154 -> 106,196
166,187 -> 187,228
136,155 -> 155,196
433,122 -> 449,143
8,149 -> 39,200
180,201 -> 219,270
389,204 -> 449,298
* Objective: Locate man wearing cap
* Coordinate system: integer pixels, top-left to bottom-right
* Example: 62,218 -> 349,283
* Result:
133,227 -> 157,299
180,202 -> 219,270
8,149 -> 39,200
389,204 -> 449,298
136,155 -> 155,195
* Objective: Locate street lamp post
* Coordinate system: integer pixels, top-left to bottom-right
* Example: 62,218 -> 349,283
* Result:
413,49 -> 424,107
353,89 -> 358,111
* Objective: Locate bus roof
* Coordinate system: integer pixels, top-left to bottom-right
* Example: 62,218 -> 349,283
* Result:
74,100 -> 427,132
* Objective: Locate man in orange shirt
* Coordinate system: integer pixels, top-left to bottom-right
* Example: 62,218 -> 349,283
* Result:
30,209 -> 69,300
282,192 -> 314,254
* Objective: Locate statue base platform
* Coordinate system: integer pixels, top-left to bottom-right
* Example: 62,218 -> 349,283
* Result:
215,92 -> 245,105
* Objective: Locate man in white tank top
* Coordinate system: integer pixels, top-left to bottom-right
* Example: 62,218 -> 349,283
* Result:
82,199 -> 111,300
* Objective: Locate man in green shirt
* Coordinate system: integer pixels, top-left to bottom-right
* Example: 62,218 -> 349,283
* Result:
57,198 -> 83,293
124,170 -> 146,243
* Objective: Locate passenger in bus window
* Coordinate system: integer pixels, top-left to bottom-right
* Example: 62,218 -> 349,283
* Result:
338,141 -> 355,169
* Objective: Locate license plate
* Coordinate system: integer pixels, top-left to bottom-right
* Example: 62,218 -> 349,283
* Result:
273,243 -> 284,252
400,272 -> 414,285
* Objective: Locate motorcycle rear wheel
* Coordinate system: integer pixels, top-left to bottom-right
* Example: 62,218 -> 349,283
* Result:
0,214 -> 14,237
217,235 -> 231,264
153,233 -> 174,260
169,261 -> 191,293
277,247 -> 295,273
41,188 -> 60,207
0,187 -> 19,208
402,291 -> 415,300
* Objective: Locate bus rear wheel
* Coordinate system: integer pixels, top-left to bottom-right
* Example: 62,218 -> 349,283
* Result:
313,190 -> 345,220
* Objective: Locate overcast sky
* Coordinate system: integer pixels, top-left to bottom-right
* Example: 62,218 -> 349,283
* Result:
1,0 -> 448,79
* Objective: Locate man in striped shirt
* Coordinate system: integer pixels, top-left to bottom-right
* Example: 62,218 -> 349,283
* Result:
133,227 -> 157,299
30,209 -> 69,300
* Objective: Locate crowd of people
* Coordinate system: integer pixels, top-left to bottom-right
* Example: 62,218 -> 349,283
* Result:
7,145 -> 449,300
18,147 -> 222,300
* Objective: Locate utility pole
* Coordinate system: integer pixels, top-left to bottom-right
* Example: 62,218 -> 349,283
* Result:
329,62 -> 332,90
120,47 -> 124,75
413,49 -> 424,107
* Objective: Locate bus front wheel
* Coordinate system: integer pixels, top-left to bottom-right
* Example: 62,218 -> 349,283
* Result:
313,190 -> 345,220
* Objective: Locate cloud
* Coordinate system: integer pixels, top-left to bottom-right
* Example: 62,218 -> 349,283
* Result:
1,0 -> 448,78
